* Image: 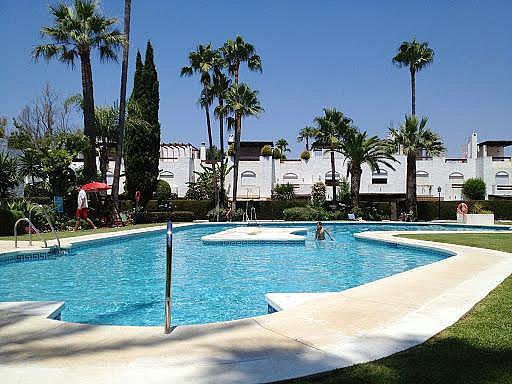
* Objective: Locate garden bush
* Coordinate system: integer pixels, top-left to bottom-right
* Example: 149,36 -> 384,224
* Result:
311,182 -> 326,207
260,144 -> 273,157
417,200 -> 512,221
272,147 -> 282,159
206,207 -> 244,222
133,210 -> 195,224
283,206 -> 329,221
300,150 -> 311,160
24,182 -> 52,198
462,178 -> 486,200
155,180 -> 173,202
0,208 -> 24,236
271,183 -> 296,200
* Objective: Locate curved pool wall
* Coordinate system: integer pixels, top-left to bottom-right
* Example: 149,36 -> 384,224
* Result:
0,222 -> 509,326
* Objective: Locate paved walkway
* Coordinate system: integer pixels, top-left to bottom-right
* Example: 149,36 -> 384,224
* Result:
1,227 -> 511,383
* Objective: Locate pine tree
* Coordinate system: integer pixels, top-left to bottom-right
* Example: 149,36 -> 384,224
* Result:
124,42 -> 161,205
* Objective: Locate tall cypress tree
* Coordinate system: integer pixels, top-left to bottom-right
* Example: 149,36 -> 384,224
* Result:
124,43 -> 161,205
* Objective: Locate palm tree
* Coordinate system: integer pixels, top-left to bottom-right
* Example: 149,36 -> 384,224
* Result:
392,38 -> 434,116
19,148 -> 45,186
221,36 -> 262,85
95,105 -> 118,183
388,115 -> 445,214
221,83 -> 263,209
311,108 -> 354,204
340,130 -> 396,208
33,0 -> 124,181
297,126 -> 316,151
112,0 -> 132,208
211,72 -> 231,205
181,44 -> 225,216
0,152 -> 20,198
275,139 -> 290,158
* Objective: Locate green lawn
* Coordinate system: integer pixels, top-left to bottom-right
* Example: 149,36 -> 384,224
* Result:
0,222 -> 166,241
287,233 -> 512,384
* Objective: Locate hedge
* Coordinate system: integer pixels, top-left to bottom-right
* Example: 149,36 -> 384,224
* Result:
417,200 -> 512,221
134,210 -> 195,224
0,208 -> 24,236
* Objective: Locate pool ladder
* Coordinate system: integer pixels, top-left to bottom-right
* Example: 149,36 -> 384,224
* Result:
243,205 -> 258,226
14,205 -> 60,250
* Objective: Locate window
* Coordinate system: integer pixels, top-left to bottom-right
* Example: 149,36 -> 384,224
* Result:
324,171 -> 340,186
448,172 -> 464,181
160,171 -> 174,179
496,171 -> 510,185
372,169 -> 388,185
241,170 -> 256,185
416,171 -> 429,178
283,172 -> 299,181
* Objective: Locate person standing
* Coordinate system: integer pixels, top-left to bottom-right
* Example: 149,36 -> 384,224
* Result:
74,185 -> 97,231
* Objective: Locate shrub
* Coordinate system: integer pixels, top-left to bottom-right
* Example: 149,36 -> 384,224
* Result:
283,206 -> 328,221
133,210 -> 195,224
300,150 -> 311,160
337,177 -> 351,206
417,200 -> 512,221
272,183 -> 296,200
272,148 -> 282,159
462,178 -> 486,200
0,208 -> 24,235
207,207 -> 244,222
311,182 -> 326,207
260,144 -> 273,157
24,182 -> 52,198
155,180 -> 173,202
469,202 -> 493,215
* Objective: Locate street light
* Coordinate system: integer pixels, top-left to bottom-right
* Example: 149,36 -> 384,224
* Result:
437,186 -> 442,220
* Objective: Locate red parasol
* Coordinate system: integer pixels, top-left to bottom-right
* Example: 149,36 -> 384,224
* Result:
81,181 -> 112,192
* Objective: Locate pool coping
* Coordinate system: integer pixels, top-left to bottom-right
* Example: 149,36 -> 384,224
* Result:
1,223 -> 512,383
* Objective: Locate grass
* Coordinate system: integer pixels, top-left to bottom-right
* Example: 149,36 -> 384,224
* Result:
0,222 -> 166,241
286,233 -> 512,384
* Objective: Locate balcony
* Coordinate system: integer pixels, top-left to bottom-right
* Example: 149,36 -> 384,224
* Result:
237,185 -> 261,200
445,158 -> 468,163
492,185 -> 512,195
492,156 -> 511,162
417,184 -> 435,197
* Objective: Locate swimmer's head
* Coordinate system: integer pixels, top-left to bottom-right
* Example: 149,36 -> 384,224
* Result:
317,221 -> 322,227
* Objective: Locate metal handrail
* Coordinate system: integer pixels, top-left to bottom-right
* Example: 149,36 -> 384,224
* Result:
14,218 -> 47,248
164,220 -> 174,334
250,207 -> 258,225
40,207 -> 60,250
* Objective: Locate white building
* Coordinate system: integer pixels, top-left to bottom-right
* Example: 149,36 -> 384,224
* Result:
89,132 -> 512,202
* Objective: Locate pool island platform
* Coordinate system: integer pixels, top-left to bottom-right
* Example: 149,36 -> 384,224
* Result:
201,226 -> 307,244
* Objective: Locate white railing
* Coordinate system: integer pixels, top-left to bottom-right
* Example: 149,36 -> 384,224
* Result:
237,185 -> 260,199
492,185 -> 512,195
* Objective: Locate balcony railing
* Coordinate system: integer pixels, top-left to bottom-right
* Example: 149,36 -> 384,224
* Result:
492,185 -> 512,194
237,185 -> 261,199
492,156 -> 511,162
445,158 -> 468,163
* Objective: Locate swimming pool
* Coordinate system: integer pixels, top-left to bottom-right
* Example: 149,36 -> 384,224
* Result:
0,223 -> 506,326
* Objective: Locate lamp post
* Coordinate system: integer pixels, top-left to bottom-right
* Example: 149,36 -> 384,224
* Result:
437,186 -> 442,220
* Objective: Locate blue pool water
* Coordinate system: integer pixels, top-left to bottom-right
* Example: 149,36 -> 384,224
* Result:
0,223 -> 504,326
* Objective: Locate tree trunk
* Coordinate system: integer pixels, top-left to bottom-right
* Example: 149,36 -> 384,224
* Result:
330,150 -> 337,204
305,137 -> 309,151
232,112 -> 242,210
99,139 -> 108,183
406,153 -> 417,215
218,97 -> 225,207
234,63 -> 239,85
112,0 -> 131,208
79,51 -> 97,181
204,103 -> 219,221
410,67 -> 416,116
350,164 -> 362,208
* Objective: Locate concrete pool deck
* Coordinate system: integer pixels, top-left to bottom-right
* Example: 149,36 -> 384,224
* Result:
1,224 -> 512,383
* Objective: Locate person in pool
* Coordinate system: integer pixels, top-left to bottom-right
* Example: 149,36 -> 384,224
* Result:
315,221 -> 333,241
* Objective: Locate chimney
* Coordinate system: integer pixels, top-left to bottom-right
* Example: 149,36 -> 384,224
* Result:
199,142 -> 206,161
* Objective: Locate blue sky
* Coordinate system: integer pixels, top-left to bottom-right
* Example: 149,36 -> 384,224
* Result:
1,0 -> 511,156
